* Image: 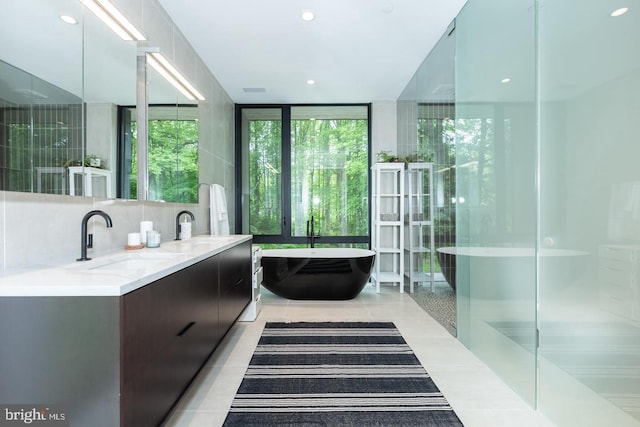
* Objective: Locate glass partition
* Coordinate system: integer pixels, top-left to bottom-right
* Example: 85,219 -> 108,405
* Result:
454,0 -> 640,423
537,0 -> 640,425
455,0 -> 538,406
397,27 -> 458,334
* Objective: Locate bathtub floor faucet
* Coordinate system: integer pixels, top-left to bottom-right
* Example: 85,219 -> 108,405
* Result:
306,216 -> 320,248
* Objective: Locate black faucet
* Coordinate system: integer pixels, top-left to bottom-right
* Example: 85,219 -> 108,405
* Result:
306,216 -> 320,248
77,210 -> 113,261
175,210 -> 195,240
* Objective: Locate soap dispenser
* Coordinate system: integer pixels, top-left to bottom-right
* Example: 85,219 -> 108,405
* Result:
179,217 -> 192,240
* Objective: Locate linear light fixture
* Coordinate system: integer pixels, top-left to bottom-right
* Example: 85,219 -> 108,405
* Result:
81,0 -> 146,41
147,52 -> 205,101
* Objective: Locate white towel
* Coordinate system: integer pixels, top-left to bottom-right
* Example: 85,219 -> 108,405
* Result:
214,185 -> 228,220
210,184 -> 230,235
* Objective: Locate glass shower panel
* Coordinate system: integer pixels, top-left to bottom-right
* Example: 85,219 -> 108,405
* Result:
455,0 -> 538,406
538,1 -> 640,425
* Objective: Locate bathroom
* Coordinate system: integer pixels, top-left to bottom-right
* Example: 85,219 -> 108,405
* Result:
2,1 -> 640,427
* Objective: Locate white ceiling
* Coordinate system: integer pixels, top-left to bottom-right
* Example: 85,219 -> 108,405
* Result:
157,0 -> 467,104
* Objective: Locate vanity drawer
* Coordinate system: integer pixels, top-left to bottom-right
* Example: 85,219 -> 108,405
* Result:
598,245 -> 640,262
252,246 -> 263,272
598,261 -> 637,288
600,288 -> 635,319
253,266 -> 263,289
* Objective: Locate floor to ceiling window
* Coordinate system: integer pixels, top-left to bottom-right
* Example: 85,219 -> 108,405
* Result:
237,104 -> 370,248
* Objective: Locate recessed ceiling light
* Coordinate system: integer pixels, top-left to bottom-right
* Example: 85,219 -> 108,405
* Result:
501,78 -> 511,83
611,7 -> 629,17
302,11 -> 315,21
307,79 -> 316,85
60,15 -> 78,24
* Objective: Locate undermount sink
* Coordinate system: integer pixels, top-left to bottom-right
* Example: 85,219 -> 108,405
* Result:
68,251 -> 186,271
117,252 -> 185,260
184,236 -> 238,244
92,259 -> 167,271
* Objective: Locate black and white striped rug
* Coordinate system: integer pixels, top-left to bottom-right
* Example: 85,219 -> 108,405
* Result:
223,322 -> 464,426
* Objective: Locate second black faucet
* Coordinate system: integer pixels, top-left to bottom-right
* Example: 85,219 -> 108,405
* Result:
175,210 -> 195,240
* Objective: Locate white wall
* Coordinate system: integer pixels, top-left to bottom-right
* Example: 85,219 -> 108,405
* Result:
371,101 -> 398,158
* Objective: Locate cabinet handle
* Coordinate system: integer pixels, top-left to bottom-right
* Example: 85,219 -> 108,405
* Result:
177,321 -> 196,337
235,278 -> 244,286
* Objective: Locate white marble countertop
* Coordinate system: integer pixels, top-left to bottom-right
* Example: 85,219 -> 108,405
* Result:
0,235 -> 252,297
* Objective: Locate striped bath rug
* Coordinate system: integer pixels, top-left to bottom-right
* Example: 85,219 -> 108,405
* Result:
223,321 -> 464,426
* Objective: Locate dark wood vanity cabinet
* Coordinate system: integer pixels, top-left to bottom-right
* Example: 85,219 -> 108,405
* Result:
120,241 -> 252,426
0,239 -> 252,427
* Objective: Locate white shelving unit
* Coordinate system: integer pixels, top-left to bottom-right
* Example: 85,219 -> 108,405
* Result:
239,245 -> 263,321
68,166 -> 112,198
404,163 -> 435,293
371,162 -> 405,293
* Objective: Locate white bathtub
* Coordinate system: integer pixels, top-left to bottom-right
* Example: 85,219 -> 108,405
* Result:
437,246 -> 589,297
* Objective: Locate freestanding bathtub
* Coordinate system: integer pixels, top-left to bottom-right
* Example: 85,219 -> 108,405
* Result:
261,248 -> 376,300
436,246 -> 588,297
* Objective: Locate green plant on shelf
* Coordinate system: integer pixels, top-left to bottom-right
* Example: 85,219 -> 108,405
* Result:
376,150 -> 402,163
63,155 -> 104,169
83,154 -> 103,168
375,151 -> 433,164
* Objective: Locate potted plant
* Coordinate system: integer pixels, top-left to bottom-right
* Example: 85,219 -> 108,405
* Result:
63,158 -> 83,168
84,154 -> 103,168
376,151 -> 433,165
403,152 -> 433,164
376,151 -> 401,163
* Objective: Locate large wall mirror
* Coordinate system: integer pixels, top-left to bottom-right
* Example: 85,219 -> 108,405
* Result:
0,1 -> 84,194
119,64 -> 199,203
0,0 -> 198,202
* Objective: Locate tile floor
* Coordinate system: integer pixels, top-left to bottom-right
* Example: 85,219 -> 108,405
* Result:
165,284 -> 553,427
